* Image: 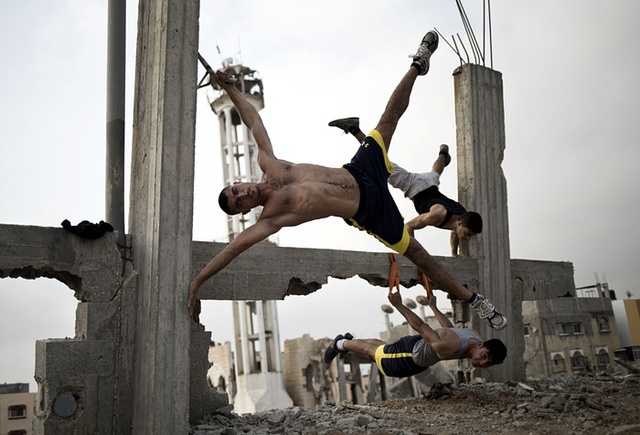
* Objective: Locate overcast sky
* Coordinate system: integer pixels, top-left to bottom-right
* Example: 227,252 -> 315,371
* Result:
1,1 -> 638,391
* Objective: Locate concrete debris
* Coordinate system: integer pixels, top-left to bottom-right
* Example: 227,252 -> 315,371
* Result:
190,373 -> 640,435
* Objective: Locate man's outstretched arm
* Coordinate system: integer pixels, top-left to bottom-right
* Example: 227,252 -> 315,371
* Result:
428,293 -> 454,328
188,218 -> 282,317
214,71 -> 277,170
450,231 -> 461,257
388,290 -> 441,344
405,204 -> 447,236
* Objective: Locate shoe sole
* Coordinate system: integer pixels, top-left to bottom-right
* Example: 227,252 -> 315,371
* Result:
488,314 -> 508,330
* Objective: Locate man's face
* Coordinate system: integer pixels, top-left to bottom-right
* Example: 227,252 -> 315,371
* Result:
470,344 -> 493,368
225,182 -> 261,215
456,225 -> 476,241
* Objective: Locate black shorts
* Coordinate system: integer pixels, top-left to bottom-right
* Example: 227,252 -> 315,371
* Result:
375,335 -> 428,378
342,130 -> 410,254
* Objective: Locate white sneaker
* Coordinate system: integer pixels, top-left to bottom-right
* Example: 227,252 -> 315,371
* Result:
410,30 -> 439,75
471,294 -> 507,330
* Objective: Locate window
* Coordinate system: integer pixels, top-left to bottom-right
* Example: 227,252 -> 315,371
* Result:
556,323 -> 570,336
597,349 -> 610,367
571,351 -> 585,370
571,323 -> 583,335
552,353 -> 566,373
216,376 -> 226,393
304,364 -> 315,392
523,326 -> 530,337
9,430 -> 27,435
598,317 -> 610,332
8,404 -> 27,419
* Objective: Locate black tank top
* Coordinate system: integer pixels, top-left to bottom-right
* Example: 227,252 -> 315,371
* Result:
412,186 -> 466,228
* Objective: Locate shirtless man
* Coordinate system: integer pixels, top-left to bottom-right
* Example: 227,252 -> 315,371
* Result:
189,30 -> 507,330
324,292 -> 507,376
328,117 -> 482,257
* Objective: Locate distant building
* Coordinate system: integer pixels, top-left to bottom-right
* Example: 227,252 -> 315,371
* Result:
0,383 -> 35,435
283,334 -> 337,408
522,284 -> 624,379
207,341 -> 235,401
611,297 -> 640,362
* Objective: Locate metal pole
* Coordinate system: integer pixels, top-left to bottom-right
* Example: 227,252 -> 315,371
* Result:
106,0 -> 126,246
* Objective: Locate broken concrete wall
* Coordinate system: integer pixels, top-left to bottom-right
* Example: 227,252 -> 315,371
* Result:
192,241 -> 575,302
0,222 -> 577,431
283,335 -> 325,408
0,224 -> 127,433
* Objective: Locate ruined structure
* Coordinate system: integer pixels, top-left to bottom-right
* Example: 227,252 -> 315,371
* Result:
0,0 -> 577,432
523,287 -> 624,378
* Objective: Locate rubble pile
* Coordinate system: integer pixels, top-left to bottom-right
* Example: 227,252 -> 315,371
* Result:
190,373 -> 640,435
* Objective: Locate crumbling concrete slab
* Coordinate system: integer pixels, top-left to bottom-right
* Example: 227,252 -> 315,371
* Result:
192,241 -> 575,302
0,223 -> 122,301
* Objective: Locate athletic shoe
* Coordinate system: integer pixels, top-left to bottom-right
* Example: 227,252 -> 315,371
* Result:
410,30 -> 439,75
324,334 -> 347,363
328,117 -> 360,135
439,144 -> 451,167
339,332 -> 354,360
470,294 -> 508,330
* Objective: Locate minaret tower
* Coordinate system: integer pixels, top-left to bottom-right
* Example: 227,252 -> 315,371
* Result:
209,59 -> 293,413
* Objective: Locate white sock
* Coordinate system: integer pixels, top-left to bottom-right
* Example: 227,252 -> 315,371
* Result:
336,339 -> 347,351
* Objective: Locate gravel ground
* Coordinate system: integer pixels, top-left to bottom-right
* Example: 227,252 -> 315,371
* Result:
190,372 -> 640,435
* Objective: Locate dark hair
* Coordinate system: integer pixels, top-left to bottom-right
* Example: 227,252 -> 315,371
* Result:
218,187 -> 233,215
484,338 -> 507,365
460,211 -> 483,234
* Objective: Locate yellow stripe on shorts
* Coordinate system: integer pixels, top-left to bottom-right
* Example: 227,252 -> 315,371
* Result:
374,345 -> 413,377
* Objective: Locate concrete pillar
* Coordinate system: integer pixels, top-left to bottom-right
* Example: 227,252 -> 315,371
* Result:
128,0 -> 199,432
453,64 -> 525,382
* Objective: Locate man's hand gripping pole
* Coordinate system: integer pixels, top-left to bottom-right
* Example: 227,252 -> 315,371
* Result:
197,52 -> 237,89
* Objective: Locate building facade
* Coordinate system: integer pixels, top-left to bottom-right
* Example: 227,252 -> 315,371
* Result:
0,383 -> 35,435
611,297 -> 640,362
522,291 -> 624,379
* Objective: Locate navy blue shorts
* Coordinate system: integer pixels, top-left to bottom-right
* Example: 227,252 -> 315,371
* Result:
375,335 -> 428,378
342,130 -> 410,254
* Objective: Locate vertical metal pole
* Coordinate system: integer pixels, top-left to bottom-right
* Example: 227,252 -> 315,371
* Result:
106,0 -> 126,246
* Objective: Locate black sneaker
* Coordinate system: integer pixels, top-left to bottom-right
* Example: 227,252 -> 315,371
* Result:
410,30 -> 439,75
324,334 -> 346,363
328,117 -> 360,135
439,144 -> 451,167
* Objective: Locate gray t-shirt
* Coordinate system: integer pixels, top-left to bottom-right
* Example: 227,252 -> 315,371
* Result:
412,328 -> 482,367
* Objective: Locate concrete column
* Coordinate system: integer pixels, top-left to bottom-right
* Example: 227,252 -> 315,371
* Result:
128,0 -> 199,432
453,64 -> 525,382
